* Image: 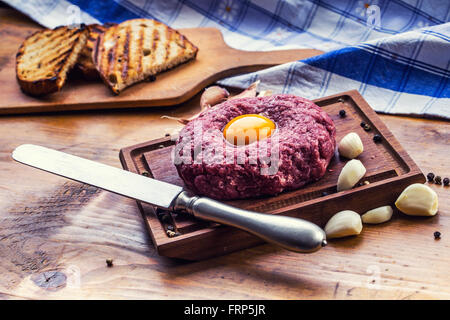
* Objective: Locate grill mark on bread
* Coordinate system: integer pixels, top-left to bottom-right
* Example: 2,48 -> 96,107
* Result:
121,26 -> 131,81
177,34 -> 186,49
164,27 -> 173,64
151,27 -> 159,66
93,28 -> 103,67
107,32 -> 118,79
44,53 -> 67,65
109,26 -> 124,91
138,26 -> 144,74
55,49 -> 73,73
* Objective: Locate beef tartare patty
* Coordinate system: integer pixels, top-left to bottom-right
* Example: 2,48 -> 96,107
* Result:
174,94 -> 336,200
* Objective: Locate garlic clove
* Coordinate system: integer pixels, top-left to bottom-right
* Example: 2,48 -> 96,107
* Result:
325,210 -> 362,239
395,183 -> 438,216
337,159 -> 366,192
200,86 -> 230,110
338,132 -> 364,159
361,205 -> 393,224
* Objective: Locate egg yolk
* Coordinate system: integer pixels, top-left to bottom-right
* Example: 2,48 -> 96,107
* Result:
223,114 -> 275,146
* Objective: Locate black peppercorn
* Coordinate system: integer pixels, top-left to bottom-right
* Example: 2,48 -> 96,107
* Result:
339,110 -> 346,117
106,258 -> 114,267
160,214 -> 171,223
443,177 -> 449,186
435,176 -> 442,185
360,121 -> 366,128
141,171 -> 149,177
434,231 -> 441,239
427,172 -> 435,182
373,134 -> 382,143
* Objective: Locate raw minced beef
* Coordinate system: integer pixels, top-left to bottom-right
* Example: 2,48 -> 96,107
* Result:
174,94 -> 336,200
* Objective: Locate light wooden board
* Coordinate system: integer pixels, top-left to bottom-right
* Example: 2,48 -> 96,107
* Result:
0,8 -> 321,114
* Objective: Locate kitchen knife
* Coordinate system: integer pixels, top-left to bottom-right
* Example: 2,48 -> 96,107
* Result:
12,144 -> 327,253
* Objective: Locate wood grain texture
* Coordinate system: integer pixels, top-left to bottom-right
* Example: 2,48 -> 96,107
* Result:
119,90 -> 425,260
0,8 -> 322,114
0,8 -> 449,300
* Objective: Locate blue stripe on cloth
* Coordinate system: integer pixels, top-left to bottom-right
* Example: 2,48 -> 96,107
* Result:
358,43 -> 449,77
421,29 -> 450,42
66,0 -> 141,23
302,46 -> 450,98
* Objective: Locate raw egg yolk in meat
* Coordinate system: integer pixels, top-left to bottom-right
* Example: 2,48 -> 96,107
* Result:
223,114 -> 275,146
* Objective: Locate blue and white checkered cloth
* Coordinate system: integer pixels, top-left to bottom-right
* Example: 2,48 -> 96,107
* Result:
5,0 -> 449,118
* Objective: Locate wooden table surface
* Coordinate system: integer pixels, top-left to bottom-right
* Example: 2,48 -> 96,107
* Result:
0,7 -> 449,300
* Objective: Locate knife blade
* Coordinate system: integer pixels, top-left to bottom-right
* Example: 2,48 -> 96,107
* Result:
12,144 -> 327,253
13,144 -> 183,209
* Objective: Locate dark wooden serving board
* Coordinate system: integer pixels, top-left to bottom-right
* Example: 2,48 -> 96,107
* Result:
119,90 -> 425,260
0,8 -> 322,115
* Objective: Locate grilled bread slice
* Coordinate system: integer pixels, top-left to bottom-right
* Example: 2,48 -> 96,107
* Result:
77,23 -> 116,80
16,25 -> 88,96
93,19 -> 198,94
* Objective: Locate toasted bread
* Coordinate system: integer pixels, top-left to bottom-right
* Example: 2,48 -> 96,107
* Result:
77,23 -> 116,80
93,19 -> 198,94
16,25 -> 88,96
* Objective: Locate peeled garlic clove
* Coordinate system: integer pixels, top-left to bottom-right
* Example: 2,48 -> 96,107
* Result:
337,159 -> 366,192
362,206 -> 393,224
338,132 -> 364,159
395,183 -> 438,216
325,210 -> 362,239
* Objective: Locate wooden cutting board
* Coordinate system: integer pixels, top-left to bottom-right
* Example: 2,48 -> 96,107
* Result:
119,90 -> 425,260
0,10 -> 322,114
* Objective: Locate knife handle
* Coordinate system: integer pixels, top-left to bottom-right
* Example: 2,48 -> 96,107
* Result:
173,191 -> 327,253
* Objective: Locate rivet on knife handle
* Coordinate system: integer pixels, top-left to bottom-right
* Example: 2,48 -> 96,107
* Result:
173,191 -> 327,253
